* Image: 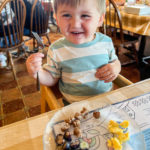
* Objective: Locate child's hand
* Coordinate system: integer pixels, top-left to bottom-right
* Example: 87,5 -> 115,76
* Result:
26,53 -> 44,78
95,60 -> 121,83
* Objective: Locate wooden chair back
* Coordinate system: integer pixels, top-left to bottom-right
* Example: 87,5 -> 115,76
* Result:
100,0 -> 139,65
0,0 -> 26,80
0,0 -> 26,50
30,0 -> 51,36
25,0 -> 51,50
100,0 -> 124,45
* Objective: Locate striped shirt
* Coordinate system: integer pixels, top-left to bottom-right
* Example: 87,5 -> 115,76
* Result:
43,32 -> 118,103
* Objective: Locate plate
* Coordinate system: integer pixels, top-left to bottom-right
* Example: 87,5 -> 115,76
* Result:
43,100 -> 146,150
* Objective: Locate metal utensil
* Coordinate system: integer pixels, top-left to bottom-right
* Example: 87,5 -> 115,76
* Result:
32,31 -> 46,91
36,72 -> 40,91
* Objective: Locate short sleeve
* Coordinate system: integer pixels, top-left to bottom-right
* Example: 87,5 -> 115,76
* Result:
108,40 -> 118,62
43,47 -> 61,78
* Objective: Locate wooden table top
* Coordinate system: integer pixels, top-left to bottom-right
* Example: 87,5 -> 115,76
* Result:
120,7 -> 150,36
107,6 -> 150,36
1,79 -> 150,150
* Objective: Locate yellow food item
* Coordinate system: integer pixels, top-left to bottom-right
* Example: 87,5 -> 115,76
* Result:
107,120 -> 130,150
118,132 -> 130,143
120,120 -> 129,128
109,126 -> 123,134
109,120 -> 119,127
107,139 -> 113,147
107,137 -> 122,150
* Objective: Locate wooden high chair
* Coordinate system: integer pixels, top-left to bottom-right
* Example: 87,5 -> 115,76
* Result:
40,74 -> 133,113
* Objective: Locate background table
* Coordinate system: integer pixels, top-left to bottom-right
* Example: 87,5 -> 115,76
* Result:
107,6 -> 150,62
119,7 -> 150,61
118,6 -> 150,36
1,79 -> 150,150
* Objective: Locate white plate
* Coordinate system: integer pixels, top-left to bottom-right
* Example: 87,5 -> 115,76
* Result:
43,100 -> 146,150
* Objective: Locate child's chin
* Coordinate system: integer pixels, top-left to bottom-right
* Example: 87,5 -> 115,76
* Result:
70,40 -> 85,45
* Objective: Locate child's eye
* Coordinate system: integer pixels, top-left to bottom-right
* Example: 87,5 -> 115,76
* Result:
62,14 -> 71,18
81,14 -> 90,18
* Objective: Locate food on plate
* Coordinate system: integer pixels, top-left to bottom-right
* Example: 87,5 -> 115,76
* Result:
107,137 -> 122,150
120,120 -> 129,128
64,131 -> 72,142
62,142 -> 70,150
55,107 -> 91,149
74,112 -> 82,120
107,120 -> 130,150
80,141 -> 90,149
61,123 -> 70,132
118,132 -> 129,143
80,107 -> 87,114
72,119 -> 81,127
70,140 -> 80,149
56,134 -> 65,146
65,118 -> 73,124
80,107 -> 88,119
74,127 -> 82,137
93,111 -> 100,119
54,107 -> 130,150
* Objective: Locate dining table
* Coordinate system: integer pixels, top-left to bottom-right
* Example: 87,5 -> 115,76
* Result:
0,78 -> 150,150
118,5 -> 150,62
118,6 -> 150,36
106,4 -> 150,63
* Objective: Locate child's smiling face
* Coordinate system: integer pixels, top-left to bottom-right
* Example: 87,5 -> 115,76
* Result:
55,0 -> 104,45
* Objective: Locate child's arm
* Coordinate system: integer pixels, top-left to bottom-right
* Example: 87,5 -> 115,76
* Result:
95,59 -> 121,83
26,53 -> 58,86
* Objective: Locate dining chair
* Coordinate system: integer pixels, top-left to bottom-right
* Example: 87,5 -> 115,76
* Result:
40,74 -> 133,113
24,0 -> 51,52
0,0 -> 26,81
100,0 -> 140,66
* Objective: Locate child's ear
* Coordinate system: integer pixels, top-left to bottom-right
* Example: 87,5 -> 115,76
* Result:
98,13 -> 105,27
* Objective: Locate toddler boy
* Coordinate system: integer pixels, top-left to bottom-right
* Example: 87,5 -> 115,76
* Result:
26,0 -> 121,103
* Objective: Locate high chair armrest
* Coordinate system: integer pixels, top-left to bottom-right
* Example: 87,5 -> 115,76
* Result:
113,74 -> 133,87
40,85 -> 63,113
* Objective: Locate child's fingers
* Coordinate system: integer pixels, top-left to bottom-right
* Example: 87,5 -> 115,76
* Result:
96,65 -> 112,77
96,70 -> 111,78
30,61 -> 43,68
28,52 -> 44,59
103,74 -> 116,83
26,53 -> 44,67
26,53 -> 44,76
97,65 -> 109,73
96,69 -> 116,82
26,53 -> 44,63
29,57 -> 43,65
32,52 -> 44,57
31,64 -> 42,72
27,63 -> 42,77
99,73 -> 114,81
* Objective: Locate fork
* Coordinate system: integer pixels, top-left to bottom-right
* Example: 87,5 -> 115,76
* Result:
31,31 -> 46,91
36,71 -> 40,91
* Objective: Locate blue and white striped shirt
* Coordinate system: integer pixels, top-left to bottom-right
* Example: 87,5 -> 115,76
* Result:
43,32 -> 118,103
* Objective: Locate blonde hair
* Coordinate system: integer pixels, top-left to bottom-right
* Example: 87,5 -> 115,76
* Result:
53,0 -> 106,16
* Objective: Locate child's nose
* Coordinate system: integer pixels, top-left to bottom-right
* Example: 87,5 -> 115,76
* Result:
70,17 -> 81,28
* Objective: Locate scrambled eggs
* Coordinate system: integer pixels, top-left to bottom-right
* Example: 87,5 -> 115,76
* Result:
107,120 -> 130,150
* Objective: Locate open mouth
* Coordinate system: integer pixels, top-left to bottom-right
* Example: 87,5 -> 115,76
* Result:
71,32 -> 84,35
